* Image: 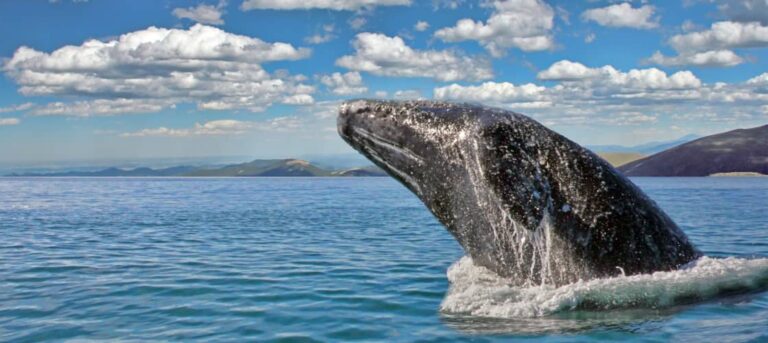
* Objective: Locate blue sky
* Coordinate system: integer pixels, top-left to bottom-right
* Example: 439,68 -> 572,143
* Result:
0,0 -> 766,165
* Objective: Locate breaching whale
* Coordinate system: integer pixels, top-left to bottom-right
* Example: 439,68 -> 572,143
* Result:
338,100 -> 700,287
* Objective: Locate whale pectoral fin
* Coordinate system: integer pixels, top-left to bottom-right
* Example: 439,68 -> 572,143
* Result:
477,124 -> 551,230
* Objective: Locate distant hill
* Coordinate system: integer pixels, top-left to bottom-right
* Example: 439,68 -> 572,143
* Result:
589,134 -> 699,154
331,166 -> 387,177
302,153 -> 372,170
10,166 -> 198,177
596,152 -> 645,167
185,159 -> 332,177
7,159 -> 387,177
619,125 -> 768,176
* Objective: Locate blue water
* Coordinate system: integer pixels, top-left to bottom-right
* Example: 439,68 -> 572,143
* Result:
1,177 -> 767,342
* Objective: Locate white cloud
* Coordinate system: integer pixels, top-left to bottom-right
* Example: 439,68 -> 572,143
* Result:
393,89 -> 423,99
537,60 -> 702,89
3,24 -> 314,115
305,33 -> 335,44
240,0 -> 410,11
336,32 -> 492,82
647,21 -> 768,67
348,17 -> 367,30
669,21 -> 768,52
646,49 -> 744,67
0,118 -> 20,126
434,82 -> 550,107
433,66 -> 768,126
0,102 -> 34,113
581,3 -> 658,29
30,99 -> 174,117
281,94 -> 316,105
319,72 -> 367,95
121,117 -> 301,137
305,24 -> 336,44
602,111 -> 658,125
713,0 -> 768,25
681,20 -> 700,33
414,21 -> 429,31
747,72 -> 768,85
434,0 -> 554,57
122,120 -> 252,137
585,33 -> 596,43
433,0 -> 465,10
537,60 -> 603,80
172,1 -> 226,25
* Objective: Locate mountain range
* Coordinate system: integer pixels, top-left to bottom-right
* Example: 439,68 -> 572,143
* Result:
8,159 -> 387,177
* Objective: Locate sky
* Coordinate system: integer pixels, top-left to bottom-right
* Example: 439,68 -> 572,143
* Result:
0,0 -> 766,165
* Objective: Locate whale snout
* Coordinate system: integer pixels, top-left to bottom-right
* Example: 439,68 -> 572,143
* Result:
337,99 -> 433,194
337,99 -> 396,140
337,99 -> 407,148
337,100 -> 373,141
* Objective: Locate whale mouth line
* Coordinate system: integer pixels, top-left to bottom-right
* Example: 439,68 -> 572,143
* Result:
350,126 -> 424,195
351,126 -> 425,165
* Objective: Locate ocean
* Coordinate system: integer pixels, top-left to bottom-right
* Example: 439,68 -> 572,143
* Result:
1,177 -> 767,342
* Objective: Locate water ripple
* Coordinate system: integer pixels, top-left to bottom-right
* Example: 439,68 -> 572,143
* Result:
0,177 -> 766,341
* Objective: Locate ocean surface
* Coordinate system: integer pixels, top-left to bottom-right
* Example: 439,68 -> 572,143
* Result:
1,177 -> 767,342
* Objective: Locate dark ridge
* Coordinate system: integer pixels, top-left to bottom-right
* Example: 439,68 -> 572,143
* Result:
618,124 -> 768,176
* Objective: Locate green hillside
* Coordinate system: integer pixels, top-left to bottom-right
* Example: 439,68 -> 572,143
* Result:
184,159 -> 332,177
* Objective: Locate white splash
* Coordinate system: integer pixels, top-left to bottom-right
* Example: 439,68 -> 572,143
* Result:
440,255 -> 768,318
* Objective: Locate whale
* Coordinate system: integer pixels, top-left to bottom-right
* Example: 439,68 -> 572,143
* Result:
337,100 -> 700,287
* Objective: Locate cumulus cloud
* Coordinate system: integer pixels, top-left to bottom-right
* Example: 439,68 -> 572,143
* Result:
434,63 -> 768,126
747,72 -> 768,85
434,82 -> 550,108
0,118 -> 20,126
240,0 -> 410,11
348,17 -> 367,30
0,102 -> 34,113
669,21 -> 768,52
172,1 -> 226,25
713,0 -> 768,25
305,33 -> 335,44
434,0 -> 554,57
581,3 -> 658,29
121,117 -> 301,137
645,49 -> 744,67
305,24 -> 336,44
336,32 -> 492,82
647,21 -> 768,67
30,99 -> 174,117
414,21 -> 429,31
393,89 -> 423,99
319,72 -> 367,95
3,24 -> 314,115
432,0 -> 465,10
537,60 -> 702,89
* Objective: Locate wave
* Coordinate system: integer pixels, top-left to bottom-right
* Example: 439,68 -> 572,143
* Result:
440,256 -> 768,318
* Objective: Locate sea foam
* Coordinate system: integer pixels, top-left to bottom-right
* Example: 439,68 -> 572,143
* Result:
441,256 -> 768,318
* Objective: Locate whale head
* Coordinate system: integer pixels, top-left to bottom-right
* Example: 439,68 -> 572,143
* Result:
338,100 -> 471,199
